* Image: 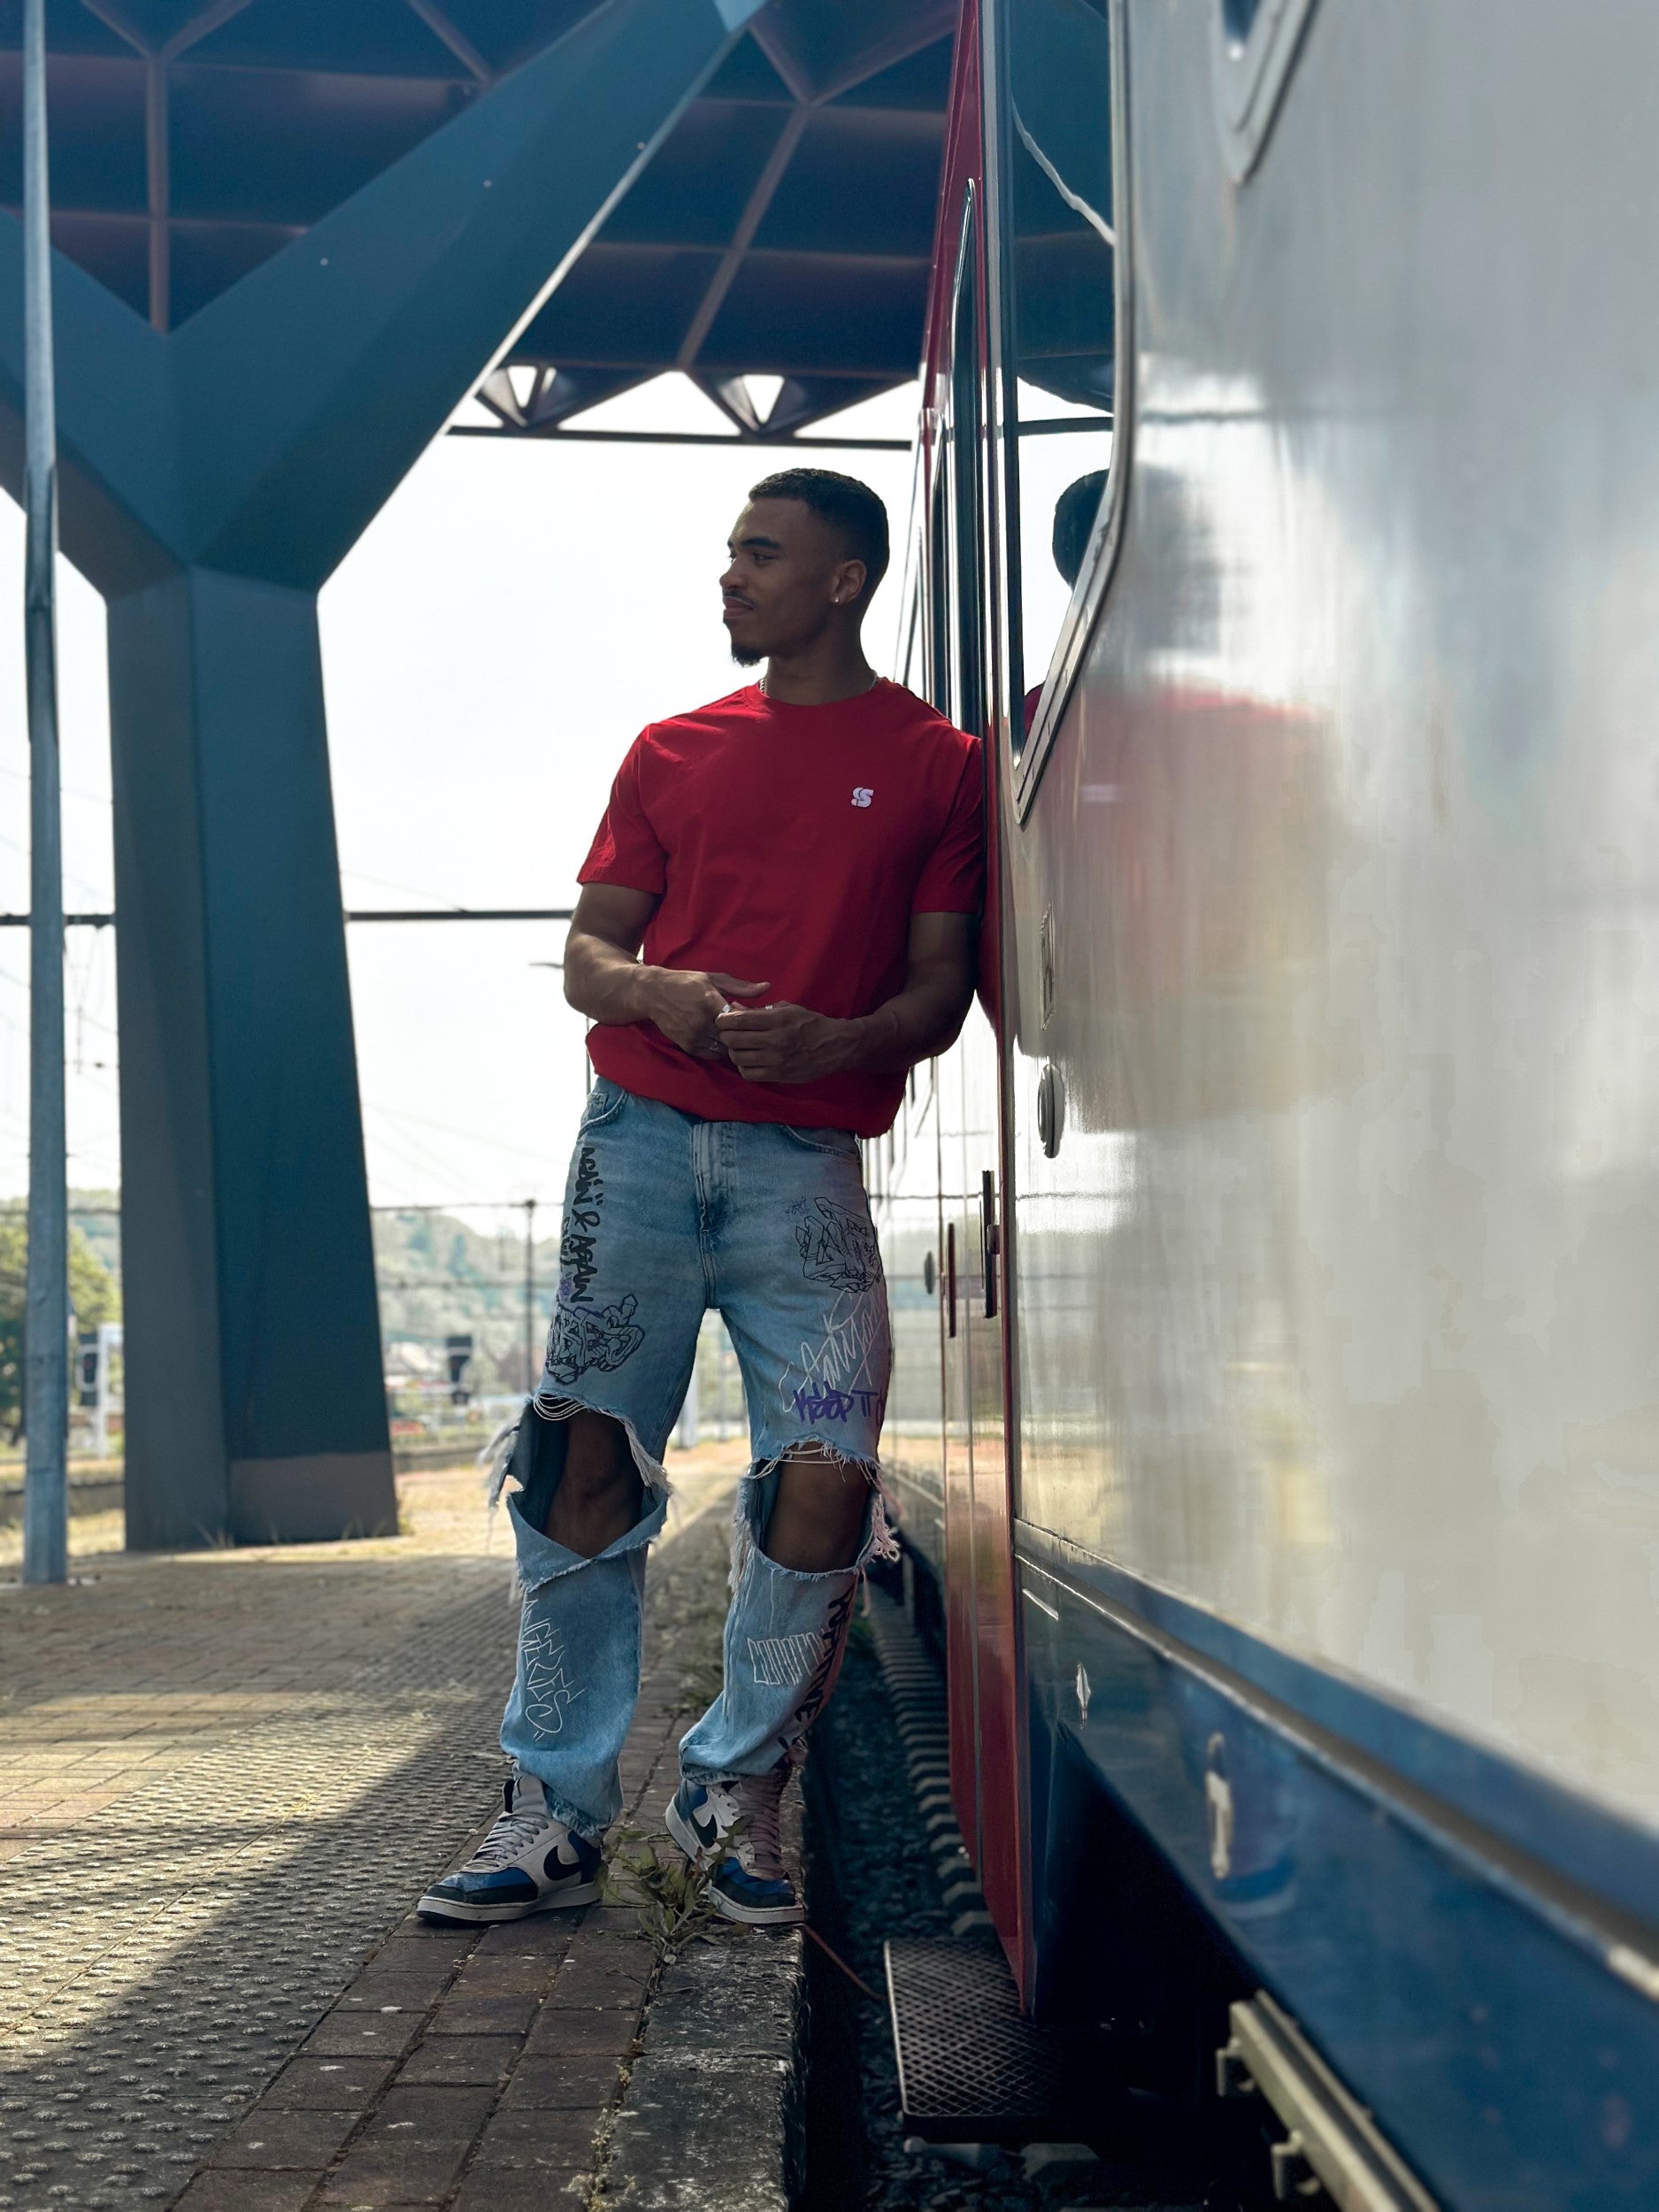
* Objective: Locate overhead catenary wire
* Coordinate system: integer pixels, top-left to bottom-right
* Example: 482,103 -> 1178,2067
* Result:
373,1202 -> 554,1232
0,759 -> 111,809
365,1097 -> 558,1165
0,872 -> 573,1261
0,823 -> 109,903
0,905 -> 576,926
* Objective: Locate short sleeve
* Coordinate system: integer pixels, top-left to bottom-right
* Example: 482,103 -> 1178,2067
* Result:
578,733 -> 667,895
911,743 -> 986,914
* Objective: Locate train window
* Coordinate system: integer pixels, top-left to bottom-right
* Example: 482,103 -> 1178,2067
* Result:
900,573 -> 930,713
996,0 -> 1115,754
947,191 -> 986,737
926,470 -> 950,713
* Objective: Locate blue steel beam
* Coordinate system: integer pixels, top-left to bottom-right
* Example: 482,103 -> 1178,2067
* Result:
0,0 -> 761,1548
0,0 -> 765,588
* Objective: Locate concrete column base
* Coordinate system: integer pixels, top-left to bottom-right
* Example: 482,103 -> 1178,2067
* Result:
229,1451 -> 398,1546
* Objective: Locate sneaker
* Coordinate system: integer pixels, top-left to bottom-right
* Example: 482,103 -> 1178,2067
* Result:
664,1765 -> 803,1927
417,1770 -> 603,1925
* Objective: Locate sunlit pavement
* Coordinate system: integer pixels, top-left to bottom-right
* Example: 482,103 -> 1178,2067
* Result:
0,1448 -> 743,2210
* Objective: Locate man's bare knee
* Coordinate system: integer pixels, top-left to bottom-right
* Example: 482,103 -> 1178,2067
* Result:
544,1410 -> 643,1554
764,1451 -> 870,1573
563,1409 -> 638,1499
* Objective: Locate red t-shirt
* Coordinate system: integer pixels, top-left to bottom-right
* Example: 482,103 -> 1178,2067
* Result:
578,679 -> 983,1136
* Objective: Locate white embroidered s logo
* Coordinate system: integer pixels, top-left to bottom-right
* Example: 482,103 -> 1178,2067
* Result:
851,787 -> 873,809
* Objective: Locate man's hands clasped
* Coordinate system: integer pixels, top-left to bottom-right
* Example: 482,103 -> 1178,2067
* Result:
715,999 -> 856,1084
565,888 -> 972,1087
634,969 -> 769,1062
634,966 -> 853,1083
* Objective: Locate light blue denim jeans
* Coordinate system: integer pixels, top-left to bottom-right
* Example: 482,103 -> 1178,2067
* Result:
499,1078 -> 894,1841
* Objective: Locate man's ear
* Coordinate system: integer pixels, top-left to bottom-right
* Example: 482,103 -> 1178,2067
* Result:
830,557 -> 868,609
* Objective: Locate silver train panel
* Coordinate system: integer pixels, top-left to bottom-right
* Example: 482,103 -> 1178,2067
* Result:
872,1063 -> 947,1571
1006,0 -> 1659,1836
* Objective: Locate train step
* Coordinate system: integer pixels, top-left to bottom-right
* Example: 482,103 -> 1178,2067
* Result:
884,1934 -> 1105,2146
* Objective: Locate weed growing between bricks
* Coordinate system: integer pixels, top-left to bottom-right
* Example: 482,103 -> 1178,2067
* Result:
602,1824 -> 726,1960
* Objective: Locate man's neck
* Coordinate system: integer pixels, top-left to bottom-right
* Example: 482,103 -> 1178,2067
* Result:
760,634 -> 877,706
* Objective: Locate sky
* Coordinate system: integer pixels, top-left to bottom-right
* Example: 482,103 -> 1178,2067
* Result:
0,373 -> 920,1232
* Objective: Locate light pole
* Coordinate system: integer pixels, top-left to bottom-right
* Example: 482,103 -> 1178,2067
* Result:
522,1197 -> 538,1398
21,0 -> 67,1587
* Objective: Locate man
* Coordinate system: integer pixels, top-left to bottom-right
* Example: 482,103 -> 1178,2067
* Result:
419,467 -> 981,1932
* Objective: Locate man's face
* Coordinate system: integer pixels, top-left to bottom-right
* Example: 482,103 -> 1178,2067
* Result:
720,498 -> 864,665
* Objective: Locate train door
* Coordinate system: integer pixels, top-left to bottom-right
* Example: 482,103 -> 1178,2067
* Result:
938,178 -> 1025,1967
936,207 -> 984,1899
880,600 -> 952,1580
982,0 -> 1118,2001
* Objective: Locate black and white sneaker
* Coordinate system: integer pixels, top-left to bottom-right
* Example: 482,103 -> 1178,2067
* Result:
664,1763 -> 803,1927
418,1770 -> 603,1925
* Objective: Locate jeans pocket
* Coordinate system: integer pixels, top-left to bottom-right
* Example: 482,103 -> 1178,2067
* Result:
780,1123 -> 859,1157
580,1079 -> 628,1131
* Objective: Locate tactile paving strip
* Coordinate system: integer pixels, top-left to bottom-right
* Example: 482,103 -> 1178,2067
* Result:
0,1550 -> 519,2210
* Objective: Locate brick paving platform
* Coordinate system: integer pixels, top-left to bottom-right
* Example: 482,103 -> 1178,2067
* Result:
0,1448 -> 803,2212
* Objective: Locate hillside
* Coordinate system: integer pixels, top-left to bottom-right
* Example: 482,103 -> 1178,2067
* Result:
371,1206 -> 561,1398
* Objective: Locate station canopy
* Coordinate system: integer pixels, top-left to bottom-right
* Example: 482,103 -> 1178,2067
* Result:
0,0 -> 956,443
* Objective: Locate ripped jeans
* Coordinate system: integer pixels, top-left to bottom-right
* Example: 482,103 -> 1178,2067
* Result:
498,1079 -> 894,1842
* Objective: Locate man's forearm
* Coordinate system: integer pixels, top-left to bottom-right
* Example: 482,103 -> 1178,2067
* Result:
841,975 -> 972,1075
566,927 -> 769,1063
564,932 -> 657,1027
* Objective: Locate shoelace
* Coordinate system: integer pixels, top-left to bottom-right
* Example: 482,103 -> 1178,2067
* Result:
470,1800 -> 555,1870
727,1771 -> 787,1880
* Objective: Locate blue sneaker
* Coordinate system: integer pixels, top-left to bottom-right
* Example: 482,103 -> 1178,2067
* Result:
664,1765 -> 803,1927
418,1770 -> 603,1925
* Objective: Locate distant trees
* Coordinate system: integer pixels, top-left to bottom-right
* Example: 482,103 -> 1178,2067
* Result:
0,1212 -> 120,1442
372,1207 -> 557,1403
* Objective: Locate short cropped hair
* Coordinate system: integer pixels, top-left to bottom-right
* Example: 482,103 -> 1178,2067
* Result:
748,466 -> 890,601
1052,470 -> 1108,589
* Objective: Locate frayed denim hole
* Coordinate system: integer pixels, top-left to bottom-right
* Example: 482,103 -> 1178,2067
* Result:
503,1397 -> 672,1601
503,1404 -> 571,1532
525,1390 -> 673,1502
729,1467 -> 770,1594
729,1446 -> 888,1590
507,1484 -> 668,1604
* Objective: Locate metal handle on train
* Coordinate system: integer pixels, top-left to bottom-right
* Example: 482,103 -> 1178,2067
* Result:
1270,2131 -> 1322,2200
981,1169 -> 999,1320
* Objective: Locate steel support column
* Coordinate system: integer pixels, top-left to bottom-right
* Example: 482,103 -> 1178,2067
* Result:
0,0 -> 760,1547
107,569 -> 389,1544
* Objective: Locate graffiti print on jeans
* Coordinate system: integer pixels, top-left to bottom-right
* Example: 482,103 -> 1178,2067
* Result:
546,1140 -> 646,1386
748,1630 -> 827,1688
793,1197 -> 882,1294
783,1583 -> 856,1747
791,1383 -> 884,1425
559,1144 -> 605,1305
520,1615 -> 586,1738
546,1294 -> 644,1387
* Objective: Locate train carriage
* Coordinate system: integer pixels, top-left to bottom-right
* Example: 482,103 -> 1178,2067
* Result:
876,4 -> 1659,2204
